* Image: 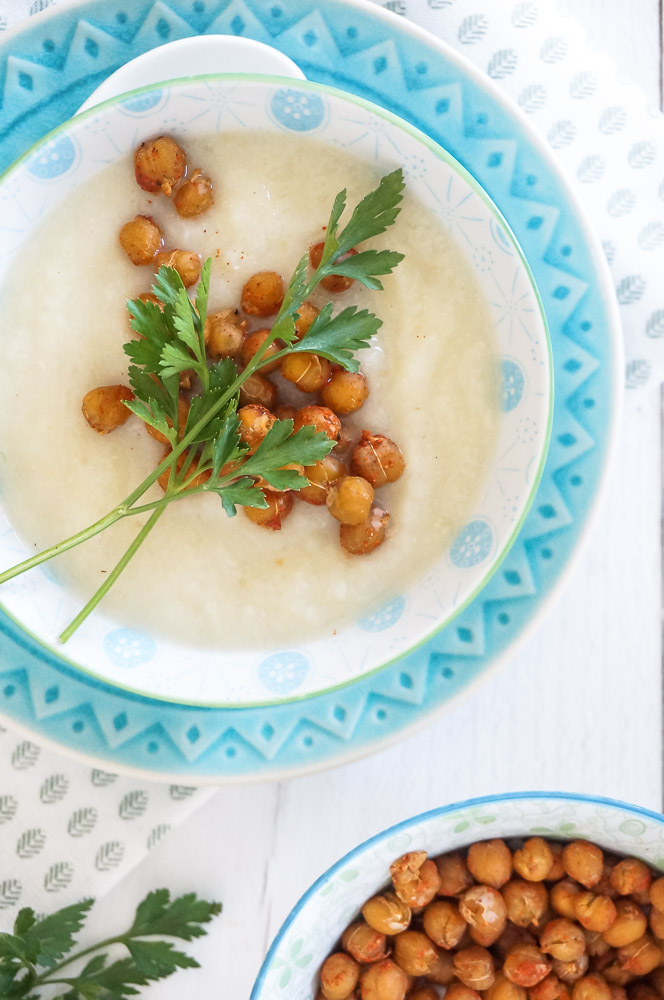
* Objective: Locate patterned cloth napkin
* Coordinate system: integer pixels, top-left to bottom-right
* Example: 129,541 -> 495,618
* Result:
0,0 -> 661,923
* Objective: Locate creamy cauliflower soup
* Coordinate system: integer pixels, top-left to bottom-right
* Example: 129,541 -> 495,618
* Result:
0,132 -> 498,648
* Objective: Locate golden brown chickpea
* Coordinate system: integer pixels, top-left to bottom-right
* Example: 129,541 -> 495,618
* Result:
649,880 -> 664,913
563,844 -> 604,890
393,931 -> 439,976
575,894 -> 618,934
611,862 -> 652,898
205,308 -> 247,358
241,271 -> 284,316
585,930 -> 612,960
650,909 -> 664,941
145,395 -> 189,445
628,987 -> 660,1000
327,476 -> 374,526
552,882 -> 584,921
514,839 -> 555,883
602,964 -> 633,988
423,900 -> 467,950
320,953 -> 360,1000
340,504 -> 390,555
309,241 -> 358,293
82,384 -> 134,434
294,300 -> 320,339
334,425 -> 355,456
275,404 -> 298,422
359,959 -> 409,1000
243,490 -> 293,530
546,845 -> 568,883
239,373 -> 278,410
425,951 -> 456,985
436,853 -> 475,897
573,976 -> 612,1000
299,455 -> 345,505
495,925 -> 537,960
119,215 -> 162,265
467,840 -> 513,889
459,885 -> 507,947
553,956 -> 590,986
647,968 -> 664,996
241,328 -> 284,374
608,987 -> 628,1000
237,404 -> 276,454
603,901 -> 647,949
293,405 -> 341,441
351,431 -> 405,488
540,920 -> 587,961
617,938 -> 662,978
408,987 -> 439,1000
362,892 -> 411,936
281,352 -> 331,392
504,944 -> 552,988
173,168 -> 214,217
155,249 -> 202,287
531,974 -> 573,1000
322,370 -> 369,415
595,864 -> 621,902
487,973 -> 528,1000
134,135 -> 186,195
502,880 -> 549,927
343,922 -> 388,965
445,984 -> 481,1000
390,853 -> 441,909
454,945 -> 495,991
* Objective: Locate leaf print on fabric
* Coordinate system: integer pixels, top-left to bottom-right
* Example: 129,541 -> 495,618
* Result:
617,274 -> 648,304
458,13 -> 488,43
67,807 -> 98,837
512,1 -> 538,27
16,827 -> 46,858
638,222 -> 664,250
488,49 -> 518,79
0,795 -> 18,824
44,861 -> 74,892
599,106 -> 628,134
626,359 -> 652,388
646,310 -> 664,338
91,768 -> 117,787
607,189 -> 637,217
147,824 -> 172,851
11,740 -> 40,770
547,120 -> 576,149
629,141 -> 657,168
540,36 -> 567,63
518,84 -> 547,113
95,840 -> 125,871
119,790 -> 149,820
0,879 -> 22,909
169,785 -> 197,801
577,156 -> 606,183
570,72 -> 597,99
39,774 -> 69,804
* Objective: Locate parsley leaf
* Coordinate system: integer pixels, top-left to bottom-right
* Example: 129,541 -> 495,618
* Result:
128,890 -> 221,941
335,167 -> 405,253
22,901 -> 94,968
239,420 -> 334,490
290,304 -> 382,371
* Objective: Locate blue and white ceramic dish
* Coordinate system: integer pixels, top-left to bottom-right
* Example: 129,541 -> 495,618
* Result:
0,76 -> 552,708
251,792 -> 664,1000
0,0 -> 621,780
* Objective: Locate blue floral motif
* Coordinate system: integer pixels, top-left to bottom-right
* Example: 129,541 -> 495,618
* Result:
501,359 -> 525,411
269,89 -> 326,131
450,520 -> 494,568
358,596 -> 406,632
120,90 -> 164,115
258,651 -> 310,695
103,629 -> 156,668
27,136 -> 79,180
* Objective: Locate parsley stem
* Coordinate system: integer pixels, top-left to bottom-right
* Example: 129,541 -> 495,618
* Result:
33,937 -> 125,983
58,507 -> 165,643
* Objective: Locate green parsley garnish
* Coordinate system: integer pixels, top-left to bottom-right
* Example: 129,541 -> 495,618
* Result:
0,168 -> 405,641
0,889 -> 221,998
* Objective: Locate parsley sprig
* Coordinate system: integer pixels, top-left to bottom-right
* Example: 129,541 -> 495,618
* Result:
0,890 -> 221,998
0,169 -> 405,641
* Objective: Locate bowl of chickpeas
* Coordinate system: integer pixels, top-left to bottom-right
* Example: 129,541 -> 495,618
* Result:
251,792 -> 664,1000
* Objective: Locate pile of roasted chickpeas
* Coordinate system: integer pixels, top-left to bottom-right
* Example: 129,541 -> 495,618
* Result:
81,135 -> 405,556
318,838 -> 664,1000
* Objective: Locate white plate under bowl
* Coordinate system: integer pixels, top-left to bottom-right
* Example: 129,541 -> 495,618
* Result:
0,76 -> 552,709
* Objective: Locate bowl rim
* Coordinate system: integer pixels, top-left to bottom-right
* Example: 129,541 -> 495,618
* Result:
0,72 -> 553,709
250,790 -> 664,999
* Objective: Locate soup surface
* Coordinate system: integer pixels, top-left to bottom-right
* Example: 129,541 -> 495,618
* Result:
0,132 -> 498,649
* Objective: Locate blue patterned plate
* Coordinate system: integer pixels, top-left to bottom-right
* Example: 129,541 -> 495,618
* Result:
0,0 -> 621,781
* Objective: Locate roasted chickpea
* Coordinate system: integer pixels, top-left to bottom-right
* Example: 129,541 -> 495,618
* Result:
552,882 -> 585,921
393,931 -> 439,976
340,504 -> 390,555
82,384 -> 134,434
467,840 -> 513,889
425,951 -> 456,985
459,885 -> 508,947
390,852 -> 441,909
294,300 -> 320,339
423,900 -> 467,950
275,404 -> 298,422
454,945 -> 496,991
553,956 -> 590,985
611,862 -> 652,898
309,241 -> 358,293
293,405 -> 341,441
241,271 -> 284,316
145,395 -> 189,445
602,963 -> 633,988
359,959 -> 408,1000
575,895 -> 618,934
647,968 -> 664,996
362,892 -> 411,936
155,249 -> 202,287
495,925 -> 537,960
134,135 -> 186,195
445,984 -> 481,1000
563,843 -> 604,890
504,944 -> 552,988
628,987 -> 660,1000
650,909 -> 664,941
173,168 -> 214,217
514,839 -> 554,883
350,431 -> 405,488
546,845 -> 567,883
603,901 -> 648,948
436,853 -> 474,897
585,930 -> 612,960
618,938 -> 663,977
409,987 -> 439,1000
327,476 -> 374,526
320,953 -> 360,1000
237,404 -> 275,454
649,880 -> 664,913
239,373 -> 278,410
334,425 -> 355,456
322,370 -> 369,415
281,352 -> 331,392
531,975 -> 573,1000
596,864 -> 621,902
502,880 -> 549,927
205,308 -> 247,358
486,972 -> 527,1000
608,987 -> 628,1000
343,922 -> 388,965
573,976 -> 612,1000
119,215 -> 162,265
243,489 -> 293,529
241,328 -> 284,374
299,455 -> 345,505
540,920 -> 587,962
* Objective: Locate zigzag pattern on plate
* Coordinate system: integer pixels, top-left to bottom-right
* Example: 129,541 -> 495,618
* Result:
0,0 -> 617,777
